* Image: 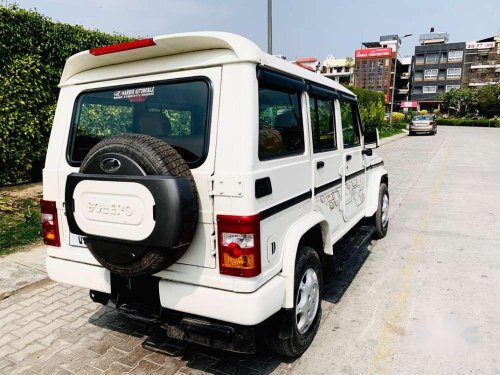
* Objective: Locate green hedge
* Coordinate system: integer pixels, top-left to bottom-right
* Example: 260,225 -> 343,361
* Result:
346,86 -> 386,130
436,118 -> 500,127
0,4 -> 131,185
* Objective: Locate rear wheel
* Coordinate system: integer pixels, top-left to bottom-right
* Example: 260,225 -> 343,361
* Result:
373,183 -> 389,239
409,131 -> 415,136
265,246 -> 323,357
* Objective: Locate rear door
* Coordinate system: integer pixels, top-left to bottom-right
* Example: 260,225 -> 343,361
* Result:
59,67 -> 221,269
339,98 -> 366,222
309,94 -> 344,236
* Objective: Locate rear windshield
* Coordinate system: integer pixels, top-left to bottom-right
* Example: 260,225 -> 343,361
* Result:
68,79 -> 211,166
413,115 -> 433,121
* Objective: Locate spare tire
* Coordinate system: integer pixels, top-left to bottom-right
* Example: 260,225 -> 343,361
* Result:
79,134 -> 198,276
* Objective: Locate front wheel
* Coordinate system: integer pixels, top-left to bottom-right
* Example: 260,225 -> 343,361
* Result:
265,246 -> 323,357
373,183 -> 389,239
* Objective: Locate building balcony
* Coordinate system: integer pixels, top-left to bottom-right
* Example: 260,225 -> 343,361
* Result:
468,80 -> 500,87
471,64 -> 500,70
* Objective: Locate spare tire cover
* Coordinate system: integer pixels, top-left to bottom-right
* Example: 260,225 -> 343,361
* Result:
79,134 -> 199,276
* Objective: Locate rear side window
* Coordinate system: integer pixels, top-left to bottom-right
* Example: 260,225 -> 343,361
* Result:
309,97 -> 336,152
340,101 -> 361,148
258,84 -> 304,160
69,79 -> 210,166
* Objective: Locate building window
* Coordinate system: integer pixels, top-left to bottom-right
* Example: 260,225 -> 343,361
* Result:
440,53 -> 447,63
447,68 -> 462,79
415,55 -> 424,64
448,51 -> 463,61
425,54 -> 439,63
423,86 -> 437,93
413,87 -> 422,94
445,85 -> 460,92
424,69 -> 438,79
414,71 -> 423,81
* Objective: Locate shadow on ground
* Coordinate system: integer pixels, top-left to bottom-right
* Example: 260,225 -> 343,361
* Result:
88,245 -> 371,374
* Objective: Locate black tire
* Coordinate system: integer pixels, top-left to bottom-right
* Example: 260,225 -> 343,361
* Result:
265,246 -> 323,357
409,131 -> 415,136
80,134 -> 198,276
373,183 -> 389,239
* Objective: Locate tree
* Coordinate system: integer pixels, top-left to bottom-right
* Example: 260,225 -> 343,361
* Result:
476,85 -> 500,118
439,88 -> 479,116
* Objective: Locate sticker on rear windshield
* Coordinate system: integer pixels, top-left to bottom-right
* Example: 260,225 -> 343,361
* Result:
113,87 -> 155,100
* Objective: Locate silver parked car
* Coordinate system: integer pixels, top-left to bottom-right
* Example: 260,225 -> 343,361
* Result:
409,115 -> 437,136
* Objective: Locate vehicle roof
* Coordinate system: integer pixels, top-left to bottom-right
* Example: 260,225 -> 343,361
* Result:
59,32 -> 354,97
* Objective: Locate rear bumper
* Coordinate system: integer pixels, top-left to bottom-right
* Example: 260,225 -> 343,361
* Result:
47,256 -> 111,293
159,277 -> 285,326
46,254 -> 285,326
409,125 -> 433,132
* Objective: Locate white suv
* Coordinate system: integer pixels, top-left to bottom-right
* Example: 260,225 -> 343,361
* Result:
42,32 -> 389,356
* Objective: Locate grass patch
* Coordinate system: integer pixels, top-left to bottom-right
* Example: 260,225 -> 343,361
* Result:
380,126 -> 404,138
0,184 -> 42,256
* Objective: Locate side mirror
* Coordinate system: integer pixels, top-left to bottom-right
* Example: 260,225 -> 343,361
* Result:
364,127 -> 379,149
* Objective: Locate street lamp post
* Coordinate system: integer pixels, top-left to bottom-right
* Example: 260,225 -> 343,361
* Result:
389,33 -> 412,123
267,0 -> 272,54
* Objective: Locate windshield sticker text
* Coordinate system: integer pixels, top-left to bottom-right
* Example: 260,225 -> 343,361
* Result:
113,87 -> 155,100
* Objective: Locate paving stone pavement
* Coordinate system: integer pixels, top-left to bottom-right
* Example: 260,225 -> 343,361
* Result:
0,281 -> 295,375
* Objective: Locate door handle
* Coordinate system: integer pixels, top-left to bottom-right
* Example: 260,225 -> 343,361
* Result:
317,161 -> 325,169
346,155 -> 352,162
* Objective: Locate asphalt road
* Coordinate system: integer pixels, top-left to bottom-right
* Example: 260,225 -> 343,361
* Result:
0,126 -> 499,374
294,125 -> 500,374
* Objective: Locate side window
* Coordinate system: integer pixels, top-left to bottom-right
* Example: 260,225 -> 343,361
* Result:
340,101 -> 361,148
309,96 -> 336,152
258,84 -> 305,160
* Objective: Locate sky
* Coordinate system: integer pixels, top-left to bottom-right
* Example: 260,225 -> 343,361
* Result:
7,0 -> 500,61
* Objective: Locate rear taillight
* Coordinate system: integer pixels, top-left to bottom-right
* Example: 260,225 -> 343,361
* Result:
40,200 -> 60,247
89,38 -> 156,56
217,214 -> 261,277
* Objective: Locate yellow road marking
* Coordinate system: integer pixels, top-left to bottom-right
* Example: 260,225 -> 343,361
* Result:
370,142 -> 452,375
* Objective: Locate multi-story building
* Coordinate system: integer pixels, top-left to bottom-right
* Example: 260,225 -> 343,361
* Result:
399,56 -> 413,102
353,35 -> 408,109
320,55 -> 354,84
463,36 -> 500,87
410,30 -> 465,111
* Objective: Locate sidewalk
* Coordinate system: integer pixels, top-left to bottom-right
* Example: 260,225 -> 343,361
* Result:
0,245 -> 47,299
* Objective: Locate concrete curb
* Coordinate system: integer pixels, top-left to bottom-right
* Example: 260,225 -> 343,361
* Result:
0,245 -> 47,300
380,130 -> 408,146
